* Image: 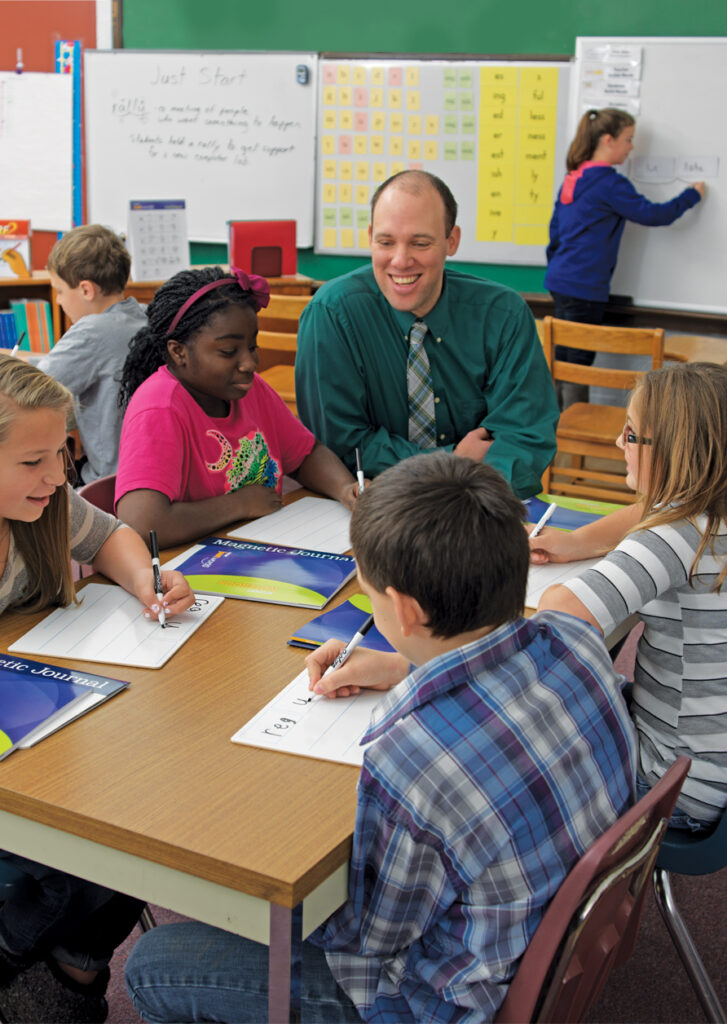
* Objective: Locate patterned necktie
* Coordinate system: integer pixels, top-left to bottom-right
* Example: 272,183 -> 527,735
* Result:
406,319 -> 437,449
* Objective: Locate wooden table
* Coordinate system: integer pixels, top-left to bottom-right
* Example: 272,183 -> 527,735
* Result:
0,553 -> 360,1023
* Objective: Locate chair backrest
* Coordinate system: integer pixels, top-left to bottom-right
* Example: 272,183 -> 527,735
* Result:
542,317 -> 665,394
497,755 -> 690,1024
77,473 -> 117,515
257,293 -> 312,334
256,330 -> 298,373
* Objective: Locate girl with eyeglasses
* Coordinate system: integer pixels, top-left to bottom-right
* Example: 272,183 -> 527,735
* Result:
531,362 -> 727,831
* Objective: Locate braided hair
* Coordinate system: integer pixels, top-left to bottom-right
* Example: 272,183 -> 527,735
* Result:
118,267 -> 258,408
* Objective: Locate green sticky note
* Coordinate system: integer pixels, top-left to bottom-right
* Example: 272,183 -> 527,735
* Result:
443,68 -> 457,88
458,69 -> 474,88
323,208 -> 337,227
459,91 -> 474,111
461,140 -> 475,160
356,208 -> 369,227
461,114 -> 476,134
444,114 -> 458,134
443,90 -> 458,111
340,207 -> 354,227
444,141 -> 458,160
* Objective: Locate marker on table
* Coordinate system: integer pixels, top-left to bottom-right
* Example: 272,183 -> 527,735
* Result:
149,530 -> 166,628
530,502 -> 557,538
10,331 -> 26,358
309,613 -> 375,701
355,447 -> 365,495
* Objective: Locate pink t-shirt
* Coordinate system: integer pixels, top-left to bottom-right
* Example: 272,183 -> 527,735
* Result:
115,366 -> 315,506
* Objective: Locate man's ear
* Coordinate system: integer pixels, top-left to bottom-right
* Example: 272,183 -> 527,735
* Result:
446,225 -> 461,257
386,586 -> 428,637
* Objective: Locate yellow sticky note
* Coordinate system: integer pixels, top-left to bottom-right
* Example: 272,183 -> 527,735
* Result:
405,67 -> 419,87
339,87 -> 352,107
388,89 -> 402,109
389,113 -> 404,133
370,88 -> 383,108
356,184 -> 370,204
340,228 -> 355,249
339,183 -> 353,203
353,65 -> 367,85
339,160 -> 353,180
425,115 -> 439,135
514,202 -> 551,225
371,67 -> 385,86
372,112 -> 386,131
355,161 -> 370,181
323,86 -> 336,106
370,134 -> 384,155
520,67 -> 558,105
481,66 -> 518,88
407,115 -> 422,135
514,224 -> 549,246
406,91 -> 420,111
373,162 -> 387,182
322,183 -> 336,203
323,228 -> 337,248
358,228 -> 370,249
407,139 -> 422,159
321,135 -> 335,155
354,135 -> 368,154
323,159 -> 337,180
424,140 -> 438,161
390,161 -> 405,175
337,65 -> 351,85
339,110 -> 353,131
323,110 -> 336,131
389,136 -> 403,156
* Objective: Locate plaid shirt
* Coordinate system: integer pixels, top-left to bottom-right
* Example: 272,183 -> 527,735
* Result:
311,611 -> 637,1023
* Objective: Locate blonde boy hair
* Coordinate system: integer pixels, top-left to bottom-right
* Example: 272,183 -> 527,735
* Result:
0,355 -> 75,611
632,362 -> 727,590
48,224 -> 130,295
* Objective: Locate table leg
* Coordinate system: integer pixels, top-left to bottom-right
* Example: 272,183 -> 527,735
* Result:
268,902 -> 302,1024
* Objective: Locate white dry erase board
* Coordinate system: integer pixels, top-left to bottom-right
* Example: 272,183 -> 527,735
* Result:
314,56 -> 572,264
0,72 -> 73,231
573,37 -> 727,314
84,51 -> 318,245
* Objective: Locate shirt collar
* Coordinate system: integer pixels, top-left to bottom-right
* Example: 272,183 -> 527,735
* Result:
362,615 -> 538,744
384,268 -> 451,340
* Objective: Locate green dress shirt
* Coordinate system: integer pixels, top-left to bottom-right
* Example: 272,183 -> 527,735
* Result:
295,266 -> 558,498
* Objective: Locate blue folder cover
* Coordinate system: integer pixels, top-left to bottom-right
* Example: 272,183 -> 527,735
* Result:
288,595 -> 394,653
171,536 -> 356,609
525,494 -> 623,532
0,654 -> 128,760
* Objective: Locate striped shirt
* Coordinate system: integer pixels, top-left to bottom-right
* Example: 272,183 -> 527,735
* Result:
0,485 -> 121,615
311,611 -> 636,1022
564,516 -> 727,822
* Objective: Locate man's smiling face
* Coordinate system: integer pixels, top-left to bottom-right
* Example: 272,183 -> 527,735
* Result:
368,182 -> 461,319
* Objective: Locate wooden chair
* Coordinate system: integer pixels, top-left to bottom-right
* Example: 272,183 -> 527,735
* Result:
257,329 -> 297,414
542,316 -> 664,503
257,293 -> 312,334
496,755 -> 690,1023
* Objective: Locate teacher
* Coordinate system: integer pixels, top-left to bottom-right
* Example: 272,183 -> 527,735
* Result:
295,170 -> 558,498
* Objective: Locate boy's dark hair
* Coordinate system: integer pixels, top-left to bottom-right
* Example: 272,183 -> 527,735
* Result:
371,170 -> 458,236
118,266 -> 258,407
350,452 -> 529,638
47,224 -> 131,294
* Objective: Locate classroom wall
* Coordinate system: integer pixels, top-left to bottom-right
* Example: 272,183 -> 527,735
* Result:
119,1 -> 727,287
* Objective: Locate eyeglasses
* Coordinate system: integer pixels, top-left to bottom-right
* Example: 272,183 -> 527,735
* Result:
621,424 -> 653,446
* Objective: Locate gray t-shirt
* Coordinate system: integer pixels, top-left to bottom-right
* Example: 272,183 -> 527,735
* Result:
0,486 -> 121,615
564,515 -> 727,822
37,297 -> 147,482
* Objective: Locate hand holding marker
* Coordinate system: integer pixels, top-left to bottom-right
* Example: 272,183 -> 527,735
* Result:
308,614 -> 375,701
355,447 -> 365,495
149,530 -> 166,628
530,502 -> 557,538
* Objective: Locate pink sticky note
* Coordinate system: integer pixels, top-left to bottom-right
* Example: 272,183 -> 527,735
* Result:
323,65 -> 336,84
409,161 -> 423,171
354,87 -> 368,107
338,135 -> 352,154
354,111 -> 369,131
388,67 -> 402,86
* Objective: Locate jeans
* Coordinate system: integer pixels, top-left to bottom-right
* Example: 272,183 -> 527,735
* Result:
125,921 -> 362,1023
634,775 -> 713,833
0,850 -> 145,971
549,291 -> 607,409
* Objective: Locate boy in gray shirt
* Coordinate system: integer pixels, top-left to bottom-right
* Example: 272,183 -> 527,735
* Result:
38,225 -> 146,483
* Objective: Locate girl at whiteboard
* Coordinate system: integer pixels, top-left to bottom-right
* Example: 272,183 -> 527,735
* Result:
532,362 -> 727,830
0,355 -> 193,1022
544,107 -> 704,408
115,267 -> 359,548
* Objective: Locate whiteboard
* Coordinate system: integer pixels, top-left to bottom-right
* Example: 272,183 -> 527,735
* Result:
84,51 -> 318,245
314,57 -> 571,264
573,37 -> 726,314
0,73 -> 73,230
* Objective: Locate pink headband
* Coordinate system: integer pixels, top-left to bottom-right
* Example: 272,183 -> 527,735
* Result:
165,267 -> 270,337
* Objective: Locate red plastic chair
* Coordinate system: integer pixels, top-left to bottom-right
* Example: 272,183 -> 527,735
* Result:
77,472 -> 117,514
496,756 -> 691,1024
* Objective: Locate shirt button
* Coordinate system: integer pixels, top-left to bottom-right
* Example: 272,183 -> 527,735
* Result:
440,433 -> 446,440
436,337 -> 442,343
434,397 -> 440,404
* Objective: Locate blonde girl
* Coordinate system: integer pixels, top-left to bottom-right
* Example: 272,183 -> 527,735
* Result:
533,363 -> 727,829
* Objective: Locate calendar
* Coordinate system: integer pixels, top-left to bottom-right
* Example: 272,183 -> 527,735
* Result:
127,199 -> 189,281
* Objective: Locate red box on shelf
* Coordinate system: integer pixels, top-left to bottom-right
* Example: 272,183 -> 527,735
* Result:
228,220 -> 297,277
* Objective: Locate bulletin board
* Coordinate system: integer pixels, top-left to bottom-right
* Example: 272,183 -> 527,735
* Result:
84,50 -> 318,245
314,56 -> 572,264
573,37 -> 726,314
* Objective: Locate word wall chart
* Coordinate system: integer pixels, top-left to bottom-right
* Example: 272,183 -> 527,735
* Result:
314,57 -> 571,265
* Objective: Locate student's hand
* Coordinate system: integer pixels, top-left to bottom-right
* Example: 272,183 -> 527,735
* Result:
454,427 -> 493,462
529,527 -> 582,564
339,480 -> 364,510
306,640 -> 409,699
133,569 -> 195,621
692,181 -> 706,197
230,484 -> 283,519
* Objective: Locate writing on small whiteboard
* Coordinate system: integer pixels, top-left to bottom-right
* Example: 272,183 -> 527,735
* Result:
227,497 -> 352,554
525,558 -> 601,609
9,584 -> 222,669
231,668 -> 386,766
